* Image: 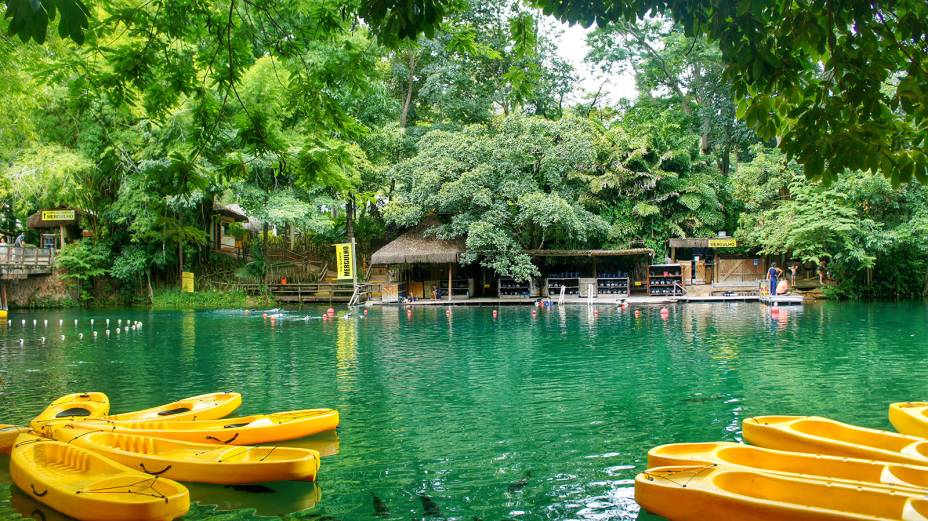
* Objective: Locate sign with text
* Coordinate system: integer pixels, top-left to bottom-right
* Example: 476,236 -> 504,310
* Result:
41,210 -> 76,221
708,238 -> 738,248
335,243 -> 354,280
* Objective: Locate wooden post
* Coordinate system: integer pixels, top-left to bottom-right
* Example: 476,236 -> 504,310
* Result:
671,246 -> 676,262
59,224 -> 65,249
447,263 -> 452,302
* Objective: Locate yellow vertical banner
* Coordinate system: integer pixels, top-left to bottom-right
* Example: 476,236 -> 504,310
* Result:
181,271 -> 195,292
335,243 -> 354,280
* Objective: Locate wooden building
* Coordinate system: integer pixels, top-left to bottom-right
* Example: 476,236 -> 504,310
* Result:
370,225 -> 467,302
667,237 -> 767,286
210,203 -> 249,255
26,208 -> 82,249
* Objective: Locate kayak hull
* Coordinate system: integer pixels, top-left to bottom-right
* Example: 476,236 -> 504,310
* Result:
636,465 -> 928,521
1,425 -> 30,454
50,426 -> 321,484
649,441 -> 928,492
31,392 -> 110,432
890,402 -> 928,438
105,392 -> 242,422
10,433 -> 189,521
743,415 -> 928,466
76,409 -> 340,445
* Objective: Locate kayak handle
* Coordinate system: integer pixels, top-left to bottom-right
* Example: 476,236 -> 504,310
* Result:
139,463 -> 172,476
206,433 -> 239,444
30,484 -> 48,497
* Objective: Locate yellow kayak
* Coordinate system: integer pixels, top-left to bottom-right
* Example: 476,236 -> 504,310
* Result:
637,465 -> 928,521
744,415 -> 928,466
650,441 -> 928,492
10,433 -> 189,521
890,402 -> 928,438
30,392 -> 110,432
1,425 -> 30,454
49,425 -> 321,484
105,392 -> 242,422
76,408 -> 340,445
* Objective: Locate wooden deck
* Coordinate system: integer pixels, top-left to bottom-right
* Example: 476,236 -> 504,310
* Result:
232,282 -> 359,303
369,295 -> 677,306
0,247 -> 56,279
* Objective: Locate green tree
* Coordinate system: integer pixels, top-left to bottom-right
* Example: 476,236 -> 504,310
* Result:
538,0 -> 928,184
384,115 -> 608,279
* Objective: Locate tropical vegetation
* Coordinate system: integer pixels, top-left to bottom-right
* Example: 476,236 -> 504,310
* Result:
2,0 -> 926,301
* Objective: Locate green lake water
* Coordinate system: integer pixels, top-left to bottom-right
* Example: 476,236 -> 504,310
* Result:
1,302 -> 927,520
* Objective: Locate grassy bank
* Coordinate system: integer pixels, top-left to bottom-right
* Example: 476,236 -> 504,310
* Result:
151,288 -> 274,310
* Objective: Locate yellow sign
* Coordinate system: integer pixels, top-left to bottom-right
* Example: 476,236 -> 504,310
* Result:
335,243 -> 354,280
181,271 -> 195,293
708,238 -> 738,248
41,210 -> 76,221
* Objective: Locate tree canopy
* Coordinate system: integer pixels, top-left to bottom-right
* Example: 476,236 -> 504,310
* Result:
537,0 -> 928,184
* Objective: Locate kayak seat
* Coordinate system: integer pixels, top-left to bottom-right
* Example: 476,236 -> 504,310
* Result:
55,407 -> 91,418
223,423 -> 249,429
158,407 -> 192,416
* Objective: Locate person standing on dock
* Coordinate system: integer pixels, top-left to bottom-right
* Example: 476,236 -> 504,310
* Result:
767,263 -> 783,296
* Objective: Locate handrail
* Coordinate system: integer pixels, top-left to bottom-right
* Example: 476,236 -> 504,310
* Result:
318,262 -> 328,282
0,246 -> 56,267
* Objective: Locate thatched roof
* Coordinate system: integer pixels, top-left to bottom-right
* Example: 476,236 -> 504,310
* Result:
371,226 -> 463,265
212,203 -> 249,222
27,208 -> 80,229
525,248 -> 654,257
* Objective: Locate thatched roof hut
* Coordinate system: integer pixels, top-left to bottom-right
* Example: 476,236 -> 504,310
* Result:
27,208 -> 80,229
371,225 -> 463,265
212,203 -> 249,222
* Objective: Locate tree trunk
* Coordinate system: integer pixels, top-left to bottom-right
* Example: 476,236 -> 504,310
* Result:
399,52 -> 418,128
178,241 -> 184,285
146,269 -> 154,304
345,194 -> 355,241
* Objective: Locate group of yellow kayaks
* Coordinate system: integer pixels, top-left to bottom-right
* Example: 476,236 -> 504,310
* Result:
635,402 -> 928,520
0,391 -> 339,521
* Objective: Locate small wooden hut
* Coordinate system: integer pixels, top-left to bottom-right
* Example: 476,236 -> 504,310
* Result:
211,203 -> 249,253
27,208 -> 82,249
371,224 -> 464,301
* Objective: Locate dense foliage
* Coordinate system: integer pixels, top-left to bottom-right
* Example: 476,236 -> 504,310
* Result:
2,0 -> 926,301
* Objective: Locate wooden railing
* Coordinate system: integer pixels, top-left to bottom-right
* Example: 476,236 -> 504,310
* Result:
0,247 -> 56,267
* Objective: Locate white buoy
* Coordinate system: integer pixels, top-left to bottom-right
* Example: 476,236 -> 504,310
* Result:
32,319 -> 36,327
79,333 -> 84,339
106,319 -> 110,326
93,331 -> 98,337
40,337 -> 45,343
18,338 -> 24,345
74,319 -> 78,326
21,320 -> 25,326
44,319 -> 48,327
60,335 -> 65,340
59,319 -> 63,326
116,327 -> 120,334
90,319 -> 94,326
118,319 -> 122,326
